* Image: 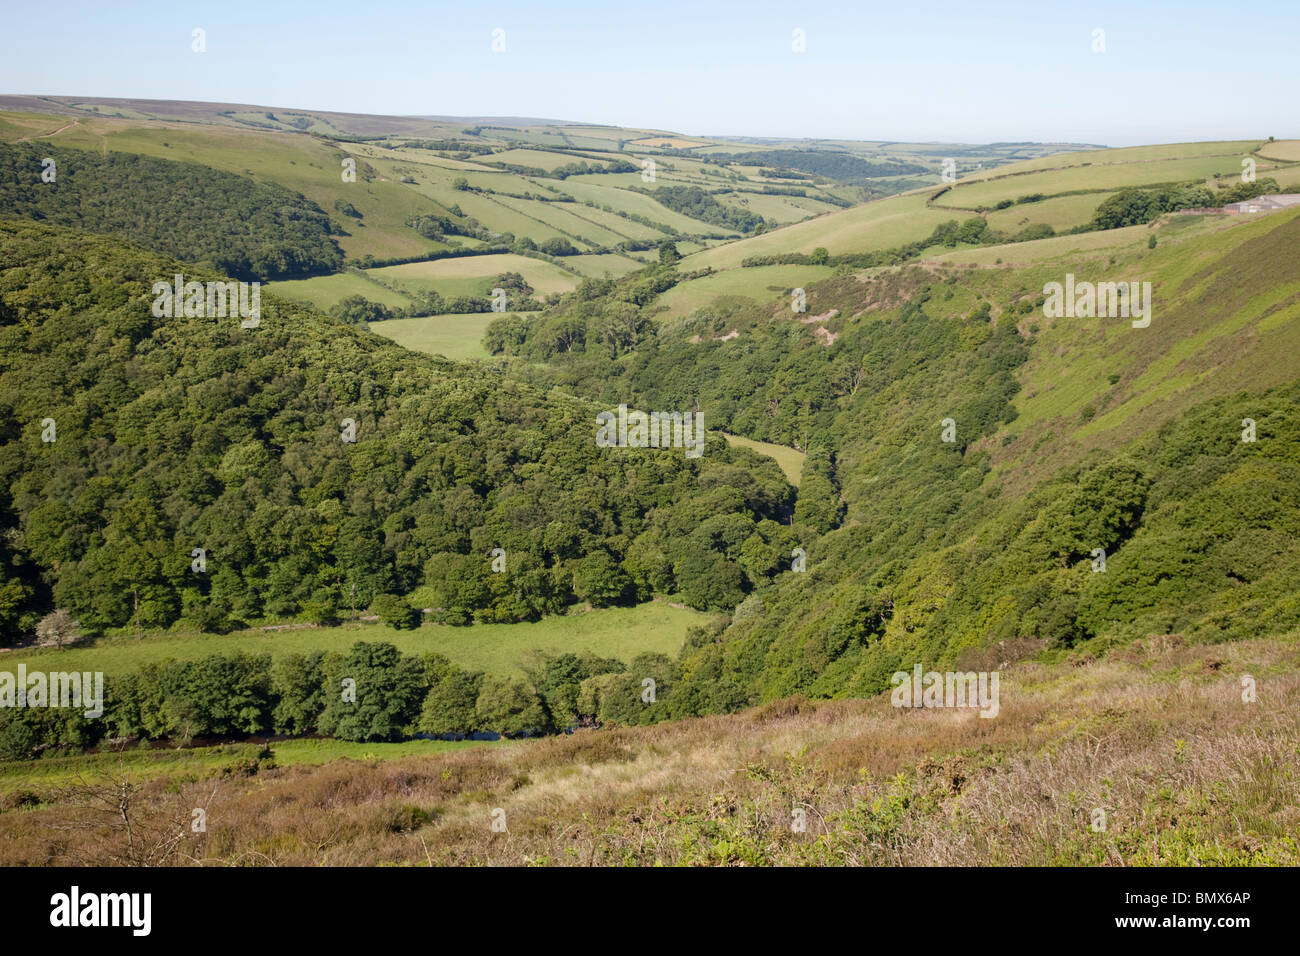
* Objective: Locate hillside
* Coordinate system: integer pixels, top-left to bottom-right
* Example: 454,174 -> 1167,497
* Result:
484,204 -> 1300,712
0,220 -> 790,644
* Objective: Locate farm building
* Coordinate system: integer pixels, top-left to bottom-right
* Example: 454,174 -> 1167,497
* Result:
1222,194 -> 1300,214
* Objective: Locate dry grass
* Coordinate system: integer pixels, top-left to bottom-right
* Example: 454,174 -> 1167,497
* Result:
1,634 -> 1296,866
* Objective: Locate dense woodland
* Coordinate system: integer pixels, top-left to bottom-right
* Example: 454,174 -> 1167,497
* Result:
0,222 -> 796,649
0,640 -> 690,758
0,143 -> 343,279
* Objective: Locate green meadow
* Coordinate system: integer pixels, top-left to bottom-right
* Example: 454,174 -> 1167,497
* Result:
935,155 -> 1259,209
0,737 -> 491,793
367,253 -> 579,298
0,603 -> 708,681
269,271 -> 416,312
655,264 -> 835,318
720,432 -> 806,486
685,191 -> 954,269
367,311 -> 511,360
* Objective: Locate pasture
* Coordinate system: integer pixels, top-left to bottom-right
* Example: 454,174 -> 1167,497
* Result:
367,311 -> 506,360
654,264 -> 835,318
366,253 -> 578,299
684,191 -> 952,269
268,271 -> 416,312
721,433 -> 806,486
0,603 -> 709,681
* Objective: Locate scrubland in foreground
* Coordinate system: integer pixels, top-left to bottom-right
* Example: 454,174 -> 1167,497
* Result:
2,631 -> 1295,866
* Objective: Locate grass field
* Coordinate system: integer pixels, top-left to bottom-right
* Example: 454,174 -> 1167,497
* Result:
716,190 -> 838,224
685,192 -> 955,269
983,191 -> 1115,234
566,253 -> 647,277
0,603 -> 708,680
922,223 -> 1156,267
956,140 -> 1263,180
490,195 -> 630,247
935,155 -> 1257,209
655,264 -> 835,318
487,147 -> 614,170
1257,139 -> 1300,162
367,253 -> 579,299
555,179 -> 725,233
541,201 -> 666,242
268,271 -> 416,312
367,312 -> 506,360
721,432 -> 806,485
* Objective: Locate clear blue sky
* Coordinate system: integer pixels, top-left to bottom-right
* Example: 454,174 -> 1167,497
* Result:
3,0 -> 1295,145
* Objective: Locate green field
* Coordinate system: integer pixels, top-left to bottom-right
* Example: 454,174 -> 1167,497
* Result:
655,264 -> 835,318
720,432 -> 806,486
956,140 -> 1263,180
490,194 -> 631,246
268,271 -> 416,312
1257,139 -> 1300,162
566,253 -> 648,277
368,312 -> 508,360
555,178 -> 727,233
366,253 -> 579,301
935,155 -> 1257,209
983,191 -> 1116,234
685,191 -> 954,269
0,603 -> 708,680
487,147 -> 614,170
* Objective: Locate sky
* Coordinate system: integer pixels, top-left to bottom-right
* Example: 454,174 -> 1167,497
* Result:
2,0 -> 1296,146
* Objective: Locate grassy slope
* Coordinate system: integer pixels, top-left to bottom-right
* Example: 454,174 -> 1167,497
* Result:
682,139 -> 1299,274
983,191 -> 1117,233
933,155 -> 1258,209
0,738 -> 488,793
367,253 -> 579,297
955,209 -> 1300,493
367,312 -> 506,361
721,433 -> 806,486
0,604 -> 707,680
685,192 -> 956,269
655,264 -> 835,319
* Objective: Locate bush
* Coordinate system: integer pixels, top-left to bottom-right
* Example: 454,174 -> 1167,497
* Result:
372,593 -> 420,630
